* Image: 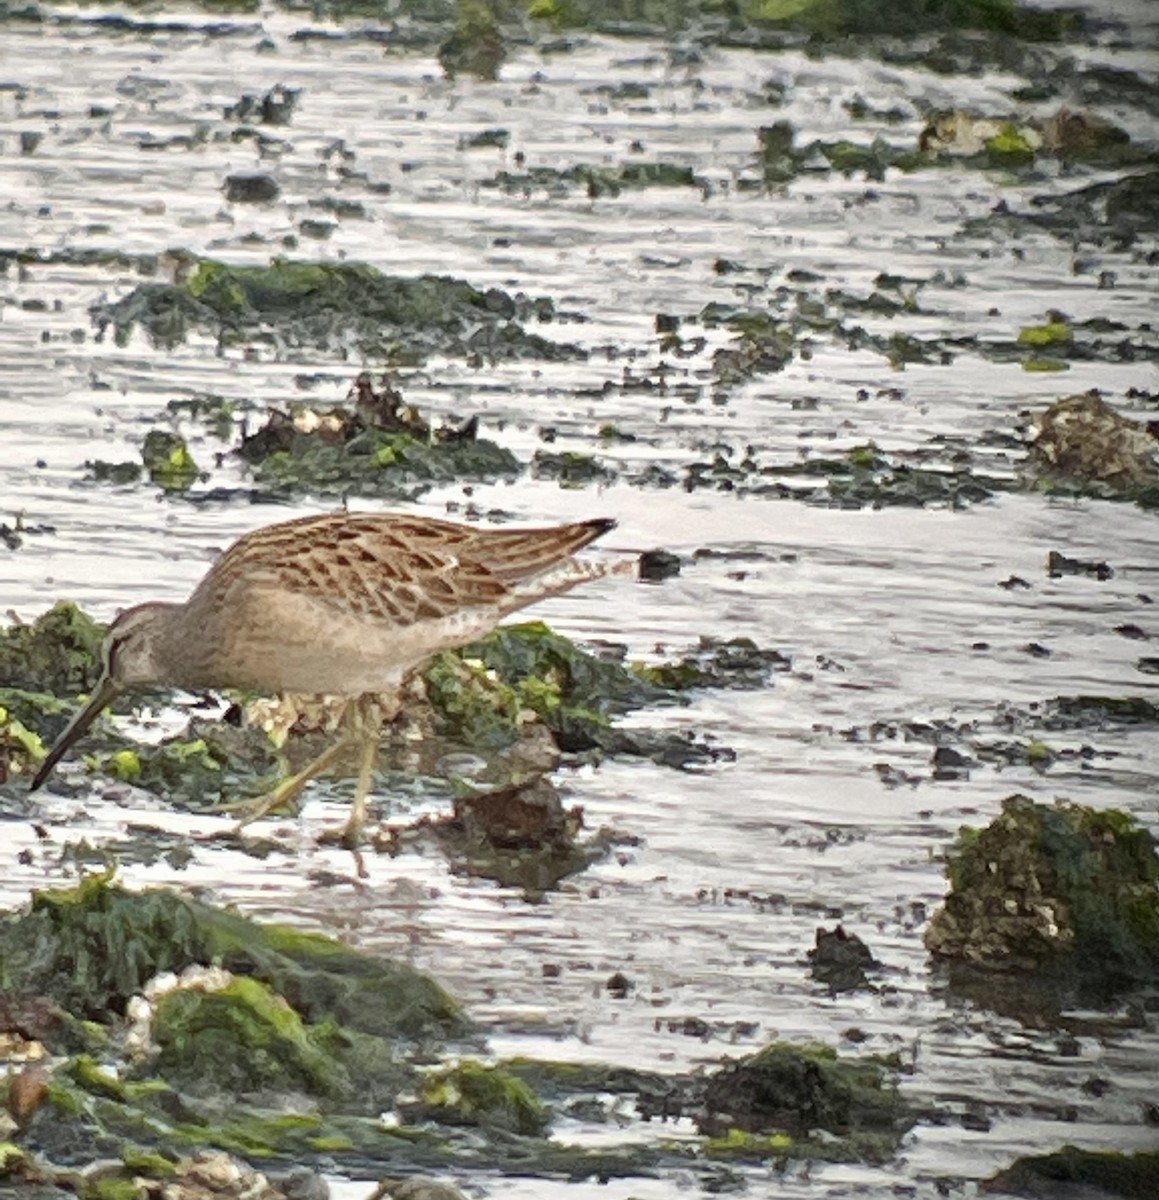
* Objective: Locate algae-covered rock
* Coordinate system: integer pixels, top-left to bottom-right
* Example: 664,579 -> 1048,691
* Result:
141,429 -> 201,492
0,602 -> 105,694
438,0 -> 506,80
925,795 -> 1159,983
408,1060 -> 548,1136
92,257 -> 579,364
985,1145 -> 1159,1199
1025,391 -> 1159,500
698,1041 -> 910,1163
637,637 -> 791,691
425,620 -> 664,755
0,871 -> 465,1040
919,107 -> 1138,170
152,975 -> 349,1098
240,406 -> 521,501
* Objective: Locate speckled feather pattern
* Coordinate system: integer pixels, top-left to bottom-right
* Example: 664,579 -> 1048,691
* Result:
143,512 -> 619,694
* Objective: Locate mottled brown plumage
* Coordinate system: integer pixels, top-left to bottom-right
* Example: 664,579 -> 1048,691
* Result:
31,511 -> 621,844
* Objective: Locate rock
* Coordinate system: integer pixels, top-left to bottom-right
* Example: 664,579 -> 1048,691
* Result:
386,1179 -> 469,1200
924,795 -> 1159,984
638,549 -> 682,582
222,172 -> 281,203
1027,392 -> 1159,494
808,925 -> 880,992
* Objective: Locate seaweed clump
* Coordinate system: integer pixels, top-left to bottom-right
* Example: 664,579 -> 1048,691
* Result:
698,1041 -> 911,1164
92,257 -> 578,364
924,795 -> 1159,985
234,373 -> 522,501
985,1145 -> 1159,1200
0,870 -> 464,1041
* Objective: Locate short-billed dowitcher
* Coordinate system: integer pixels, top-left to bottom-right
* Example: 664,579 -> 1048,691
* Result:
31,511 -> 621,845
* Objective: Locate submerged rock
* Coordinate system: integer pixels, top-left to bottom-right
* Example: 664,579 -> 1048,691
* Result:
924,795 -> 1159,985
223,172 -> 280,203
383,1181 -> 469,1200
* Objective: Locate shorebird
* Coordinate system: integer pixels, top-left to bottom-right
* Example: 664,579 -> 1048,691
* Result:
30,511 -> 621,846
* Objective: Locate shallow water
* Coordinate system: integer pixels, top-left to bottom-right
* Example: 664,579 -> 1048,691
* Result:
1,4 -> 1158,1196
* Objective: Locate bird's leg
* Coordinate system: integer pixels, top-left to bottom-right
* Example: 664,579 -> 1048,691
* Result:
319,693 -> 393,849
232,701 -> 353,830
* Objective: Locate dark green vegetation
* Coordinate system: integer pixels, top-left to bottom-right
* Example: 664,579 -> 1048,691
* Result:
925,795 -> 1159,986
0,870 -> 463,1036
86,374 -> 525,503
8,0 -> 1086,44
986,1146 -> 1159,1200
0,874 -> 916,1187
91,257 -> 576,363
698,1041 -> 911,1164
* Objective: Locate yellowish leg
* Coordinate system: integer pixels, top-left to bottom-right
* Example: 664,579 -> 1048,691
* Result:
318,695 -> 390,848
231,738 -> 351,829
231,701 -> 354,829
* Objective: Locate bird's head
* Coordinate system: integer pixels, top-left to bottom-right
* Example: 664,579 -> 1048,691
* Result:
30,602 -> 178,791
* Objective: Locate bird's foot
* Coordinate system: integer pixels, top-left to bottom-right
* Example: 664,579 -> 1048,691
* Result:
316,820 -> 362,850
228,780 -> 306,830
222,737 -> 352,831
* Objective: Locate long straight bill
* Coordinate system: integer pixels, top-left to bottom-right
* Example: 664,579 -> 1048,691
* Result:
30,673 -> 122,791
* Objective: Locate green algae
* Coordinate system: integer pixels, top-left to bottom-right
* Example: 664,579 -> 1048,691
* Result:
424,654 -> 525,751
140,430 -> 200,493
85,460 -> 144,486
1021,356 -> 1070,372
152,976 -> 349,1098
415,1061 -> 548,1136
0,871 -> 465,1040
66,1055 -> 130,1104
530,449 -> 617,486
987,1146 -> 1159,1200
102,749 -> 141,782
635,637 -> 791,691
94,257 -> 578,364
1017,320 -> 1073,347
0,602 -> 105,695
925,795 -> 1159,983
0,701 -> 45,777
984,121 -> 1037,166
65,718 -> 279,811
